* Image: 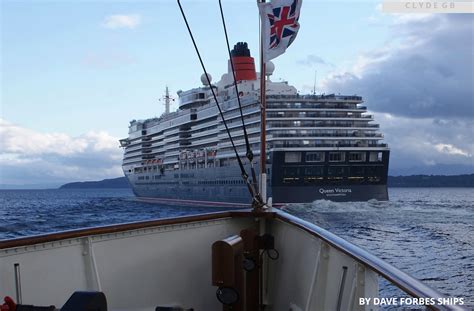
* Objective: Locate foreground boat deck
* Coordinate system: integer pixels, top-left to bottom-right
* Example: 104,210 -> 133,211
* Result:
0,209 -> 466,310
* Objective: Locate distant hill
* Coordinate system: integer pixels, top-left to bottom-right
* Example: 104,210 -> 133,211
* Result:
58,174 -> 474,189
387,174 -> 474,187
389,164 -> 474,176
0,183 -> 61,190
59,177 -> 130,189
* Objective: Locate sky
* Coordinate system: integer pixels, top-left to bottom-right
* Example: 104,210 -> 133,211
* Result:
1,0 -> 473,187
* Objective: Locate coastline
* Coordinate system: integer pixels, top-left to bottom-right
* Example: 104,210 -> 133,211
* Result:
1,174 -> 473,190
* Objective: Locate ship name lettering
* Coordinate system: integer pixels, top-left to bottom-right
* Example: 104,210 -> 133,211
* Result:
319,188 -> 352,194
319,188 -> 334,194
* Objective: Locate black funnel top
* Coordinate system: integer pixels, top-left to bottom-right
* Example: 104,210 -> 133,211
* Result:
231,42 -> 251,57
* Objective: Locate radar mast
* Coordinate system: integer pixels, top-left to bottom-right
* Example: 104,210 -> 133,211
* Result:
160,86 -> 175,115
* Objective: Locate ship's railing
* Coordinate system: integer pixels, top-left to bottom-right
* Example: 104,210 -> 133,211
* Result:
268,123 -> 380,128
270,142 -> 389,148
275,209 -> 467,311
267,113 -> 372,118
266,114 -> 373,120
269,133 -> 384,138
266,106 -> 366,112
217,138 -> 388,149
267,94 -> 363,101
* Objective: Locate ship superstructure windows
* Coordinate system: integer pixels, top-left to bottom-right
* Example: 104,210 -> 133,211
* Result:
275,150 -> 388,187
369,152 -> 383,162
329,152 -> 345,162
284,152 -> 301,163
304,166 -> 324,177
305,152 -> 325,162
328,166 -> 347,178
348,152 -> 366,162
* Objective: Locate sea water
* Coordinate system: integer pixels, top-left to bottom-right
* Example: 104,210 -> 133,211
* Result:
0,187 -> 472,308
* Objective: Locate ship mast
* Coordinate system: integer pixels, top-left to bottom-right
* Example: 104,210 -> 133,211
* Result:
259,0 -> 267,205
164,86 -> 171,115
160,86 -> 175,116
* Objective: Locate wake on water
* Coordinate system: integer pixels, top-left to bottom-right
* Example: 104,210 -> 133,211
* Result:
281,192 -> 473,308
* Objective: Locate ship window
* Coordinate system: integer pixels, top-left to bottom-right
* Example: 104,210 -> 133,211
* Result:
283,177 -> 300,184
349,152 -> 366,162
304,176 -> 323,183
329,152 -> 345,162
306,152 -> 325,162
366,166 -> 382,183
285,152 -> 301,163
328,166 -> 347,177
369,152 -> 383,162
304,166 -> 324,176
283,167 -> 300,177
348,166 -> 365,183
350,166 -> 365,177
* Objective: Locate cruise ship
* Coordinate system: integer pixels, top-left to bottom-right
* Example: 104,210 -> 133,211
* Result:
120,42 -> 389,205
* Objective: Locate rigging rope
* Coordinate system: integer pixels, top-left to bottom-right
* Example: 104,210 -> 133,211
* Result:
177,0 -> 264,208
218,0 -> 261,201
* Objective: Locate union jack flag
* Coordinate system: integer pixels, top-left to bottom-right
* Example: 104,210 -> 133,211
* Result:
259,0 -> 302,62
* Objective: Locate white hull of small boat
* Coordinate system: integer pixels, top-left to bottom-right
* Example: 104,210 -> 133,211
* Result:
0,210 -> 465,311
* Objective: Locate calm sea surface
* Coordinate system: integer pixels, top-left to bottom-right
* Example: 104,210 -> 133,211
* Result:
0,187 -> 472,308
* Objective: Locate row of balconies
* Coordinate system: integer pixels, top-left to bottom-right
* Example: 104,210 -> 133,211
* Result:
267,103 -> 363,110
266,94 -> 363,101
271,142 -> 388,148
267,112 -> 370,118
266,107 -> 367,112
270,133 -> 383,138
267,116 -> 374,121
217,136 -> 387,149
268,122 -> 380,128
125,127 -> 383,157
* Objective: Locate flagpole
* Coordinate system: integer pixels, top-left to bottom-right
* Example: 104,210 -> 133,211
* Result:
259,0 -> 267,206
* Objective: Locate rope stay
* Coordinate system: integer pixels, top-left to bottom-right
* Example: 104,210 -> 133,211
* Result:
217,0 -> 262,205
177,0 -> 264,209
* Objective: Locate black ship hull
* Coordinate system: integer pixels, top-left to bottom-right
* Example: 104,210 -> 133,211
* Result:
126,150 -> 390,206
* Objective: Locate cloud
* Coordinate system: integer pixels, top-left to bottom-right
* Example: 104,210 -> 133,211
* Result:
102,14 -> 141,29
0,119 -> 124,186
322,14 -> 473,119
318,14 -> 473,174
373,113 -> 473,173
434,143 -> 471,157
